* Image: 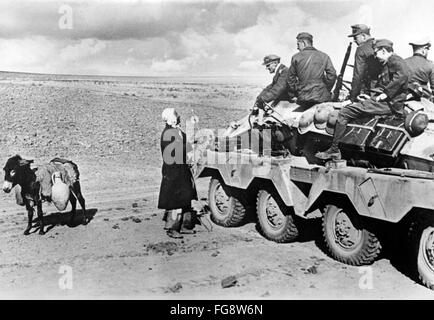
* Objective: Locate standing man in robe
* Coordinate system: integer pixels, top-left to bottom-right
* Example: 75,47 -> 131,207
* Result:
158,108 -> 198,239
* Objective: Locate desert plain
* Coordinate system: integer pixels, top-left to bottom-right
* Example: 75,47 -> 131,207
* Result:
0,72 -> 432,299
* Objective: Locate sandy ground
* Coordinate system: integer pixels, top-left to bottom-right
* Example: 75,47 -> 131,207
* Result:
0,73 -> 433,299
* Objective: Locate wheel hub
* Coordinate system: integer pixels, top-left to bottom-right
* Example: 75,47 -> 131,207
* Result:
265,195 -> 284,229
215,184 -> 230,215
333,209 -> 362,249
422,227 -> 434,272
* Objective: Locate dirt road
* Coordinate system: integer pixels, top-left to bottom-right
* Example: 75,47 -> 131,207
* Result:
0,159 -> 433,299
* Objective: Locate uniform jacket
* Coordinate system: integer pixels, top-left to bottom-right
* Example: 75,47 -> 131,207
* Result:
377,53 -> 410,114
405,53 -> 434,92
257,64 -> 290,103
350,38 -> 383,100
158,125 -> 197,210
287,47 -> 337,104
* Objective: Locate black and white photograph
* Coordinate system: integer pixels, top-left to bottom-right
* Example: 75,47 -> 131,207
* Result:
0,0 -> 433,304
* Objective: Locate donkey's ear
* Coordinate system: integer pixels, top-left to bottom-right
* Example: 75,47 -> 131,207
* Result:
19,159 -> 34,166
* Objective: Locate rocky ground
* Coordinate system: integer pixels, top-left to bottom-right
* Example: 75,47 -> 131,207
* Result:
0,72 -> 433,299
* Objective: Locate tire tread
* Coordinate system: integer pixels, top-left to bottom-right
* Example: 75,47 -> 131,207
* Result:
322,205 -> 381,266
208,178 -> 248,227
256,190 -> 298,243
408,218 -> 434,290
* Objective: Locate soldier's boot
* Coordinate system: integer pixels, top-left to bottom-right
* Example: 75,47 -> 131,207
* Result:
315,122 -> 346,160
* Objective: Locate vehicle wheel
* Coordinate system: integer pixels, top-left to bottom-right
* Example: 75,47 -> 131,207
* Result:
408,218 -> 434,290
322,204 -> 381,265
208,178 -> 248,227
256,189 -> 298,243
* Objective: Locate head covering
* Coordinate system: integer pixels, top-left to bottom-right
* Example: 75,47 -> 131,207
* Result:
348,24 -> 370,37
314,103 -> 334,130
161,108 -> 179,127
404,110 -> 428,137
409,37 -> 431,48
373,39 -> 393,51
296,32 -> 313,41
325,110 -> 339,135
262,54 -> 281,66
297,107 -> 316,134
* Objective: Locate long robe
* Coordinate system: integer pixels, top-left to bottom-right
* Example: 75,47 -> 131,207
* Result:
157,124 -> 198,210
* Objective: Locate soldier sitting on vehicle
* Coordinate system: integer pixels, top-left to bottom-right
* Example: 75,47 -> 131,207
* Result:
316,39 -> 410,160
405,37 -> 434,100
347,24 -> 382,102
287,32 -> 337,108
252,54 -> 291,116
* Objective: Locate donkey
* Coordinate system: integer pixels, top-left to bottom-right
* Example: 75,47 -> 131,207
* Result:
2,155 -> 87,235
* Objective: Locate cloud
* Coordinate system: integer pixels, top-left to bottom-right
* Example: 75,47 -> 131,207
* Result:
238,60 -> 261,72
296,1 -> 362,22
59,39 -> 107,61
150,59 -> 188,73
0,37 -> 59,73
0,0 -> 434,76
0,1 -> 269,40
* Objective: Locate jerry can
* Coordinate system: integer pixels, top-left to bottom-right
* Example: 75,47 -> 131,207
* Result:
51,172 -> 70,211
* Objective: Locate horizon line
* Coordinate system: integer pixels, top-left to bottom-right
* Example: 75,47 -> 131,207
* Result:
0,69 -> 266,79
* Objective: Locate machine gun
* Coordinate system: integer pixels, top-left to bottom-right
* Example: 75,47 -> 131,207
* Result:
332,42 -> 353,101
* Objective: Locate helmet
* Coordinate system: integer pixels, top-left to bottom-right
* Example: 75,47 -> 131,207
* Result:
314,103 -> 334,130
298,108 -> 315,134
325,110 -> 339,135
274,129 -> 285,142
404,110 -> 429,137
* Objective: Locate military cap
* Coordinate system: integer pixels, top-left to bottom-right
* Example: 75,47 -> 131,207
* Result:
348,24 -> 370,37
409,37 -> 431,48
296,32 -> 313,41
373,39 -> 393,51
262,54 -> 281,65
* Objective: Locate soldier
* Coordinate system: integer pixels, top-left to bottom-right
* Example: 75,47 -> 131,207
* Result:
347,24 -> 382,101
253,54 -> 290,113
316,39 -> 410,160
287,32 -> 337,108
405,38 -> 434,98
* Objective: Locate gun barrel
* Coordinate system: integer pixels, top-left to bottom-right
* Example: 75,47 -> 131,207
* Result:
332,42 -> 353,101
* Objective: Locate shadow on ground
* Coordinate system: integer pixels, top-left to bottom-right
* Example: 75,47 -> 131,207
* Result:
31,208 -> 98,234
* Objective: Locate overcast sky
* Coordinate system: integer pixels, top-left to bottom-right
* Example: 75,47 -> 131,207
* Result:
0,0 -> 433,76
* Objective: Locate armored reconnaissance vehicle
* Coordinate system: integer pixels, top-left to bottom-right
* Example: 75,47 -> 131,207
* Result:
193,48 -> 434,290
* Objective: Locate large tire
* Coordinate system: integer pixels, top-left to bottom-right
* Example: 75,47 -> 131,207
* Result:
208,178 -> 248,227
256,189 -> 298,243
408,218 -> 434,290
322,204 -> 381,265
